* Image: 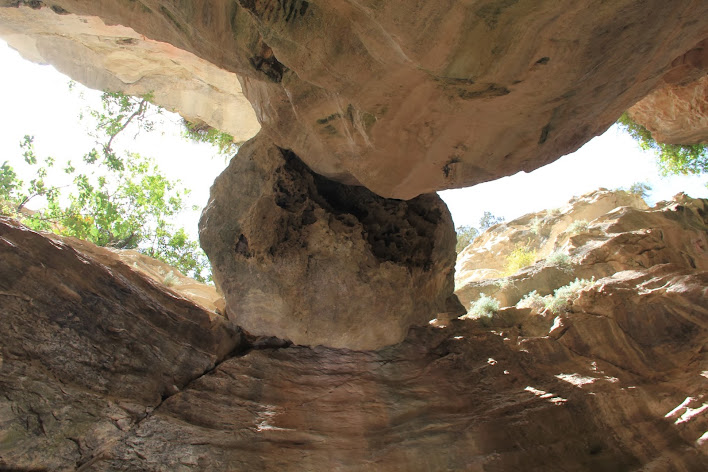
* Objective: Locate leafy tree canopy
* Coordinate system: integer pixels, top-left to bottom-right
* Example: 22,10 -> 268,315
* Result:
479,211 -> 505,230
0,89 -> 212,283
455,225 -> 478,252
617,112 -> 708,176
455,211 -> 505,253
181,118 -> 240,157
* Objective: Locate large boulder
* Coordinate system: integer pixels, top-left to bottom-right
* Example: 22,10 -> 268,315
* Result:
1,1 -> 707,197
199,133 -> 461,350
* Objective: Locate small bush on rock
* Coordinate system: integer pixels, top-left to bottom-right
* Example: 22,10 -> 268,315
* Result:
504,246 -> 537,275
516,290 -> 546,312
545,278 -> 595,314
545,250 -> 572,270
465,294 -> 500,319
567,220 -> 589,235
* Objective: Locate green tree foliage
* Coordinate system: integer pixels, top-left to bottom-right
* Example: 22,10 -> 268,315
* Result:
455,225 -> 478,252
0,91 -> 211,283
454,211 -> 505,253
181,119 -> 239,157
479,211 -> 505,230
627,182 -> 652,200
617,112 -> 708,176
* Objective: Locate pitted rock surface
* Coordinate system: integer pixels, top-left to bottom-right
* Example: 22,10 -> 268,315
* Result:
199,133 -> 461,350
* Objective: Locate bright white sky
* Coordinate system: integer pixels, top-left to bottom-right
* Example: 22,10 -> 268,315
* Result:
1,39 -> 706,237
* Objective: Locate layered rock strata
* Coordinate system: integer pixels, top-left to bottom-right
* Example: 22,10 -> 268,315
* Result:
1,211 -> 707,470
1,1 -> 707,197
0,217 -> 242,470
455,190 -> 708,315
199,133 -> 461,350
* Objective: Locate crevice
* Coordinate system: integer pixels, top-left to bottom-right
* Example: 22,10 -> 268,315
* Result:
73,328 -> 292,469
270,149 -> 440,270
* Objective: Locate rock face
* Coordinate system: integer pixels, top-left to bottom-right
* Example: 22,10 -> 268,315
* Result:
456,189 -> 648,287
455,190 -> 707,314
0,217 -> 242,470
629,39 -> 708,144
2,210 -> 708,471
56,236 -> 225,314
1,1 -> 707,197
629,75 -> 708,145
0,4 -> 260,144
200,132 -> 461,350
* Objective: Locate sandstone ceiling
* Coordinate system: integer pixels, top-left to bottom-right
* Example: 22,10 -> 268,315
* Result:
1,0 -> 707,198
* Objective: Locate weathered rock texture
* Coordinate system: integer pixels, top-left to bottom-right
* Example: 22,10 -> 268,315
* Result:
455,190 -> 707,314
0,4 -> 260,144
54,235 -> 225,314
2,208 -> 708,470
200,132 -> 460,350
0,217 -> 242,470
456,188 -> 648,287
1,1 -> 707,197
629,39 -> 708,144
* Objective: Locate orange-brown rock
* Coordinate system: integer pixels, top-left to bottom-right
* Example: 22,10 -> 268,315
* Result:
629,75 -> 708,145
0,217 -> 242,470
628,38 -> 708,144
0,4 -> 261,144
199,132 -> 461,350
1,1 -> 707,197
455,190 -> 708,317
1,215 -> 707,471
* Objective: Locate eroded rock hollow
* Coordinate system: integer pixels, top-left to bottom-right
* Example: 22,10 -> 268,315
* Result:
200,133 -> 461,349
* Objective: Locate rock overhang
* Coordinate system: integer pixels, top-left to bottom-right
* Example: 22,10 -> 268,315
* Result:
1,0 -> 706,198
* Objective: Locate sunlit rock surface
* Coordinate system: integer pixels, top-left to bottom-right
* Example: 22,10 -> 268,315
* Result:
455,190 -> 707,314
1,1 -> 707,197
0,4 -> 260,144
629,39 -> 708,144
2,213 -> 707,471
630,75 -> 708,145
199,132 -> 461,350
55,235 -> 225,314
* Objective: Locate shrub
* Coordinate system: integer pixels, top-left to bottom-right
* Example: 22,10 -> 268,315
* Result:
530,217 -> 542,235
567,220 -> 589,235
163,271 -> 179,287
516,290 -> 546,312
544,278 -> 595,314
468,294 -> 500,319
618,112 -> 707,176
496,277 -> 514,291
479,211 -> 505,231
504,246 -> 536,275
545,250 -> 572,270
